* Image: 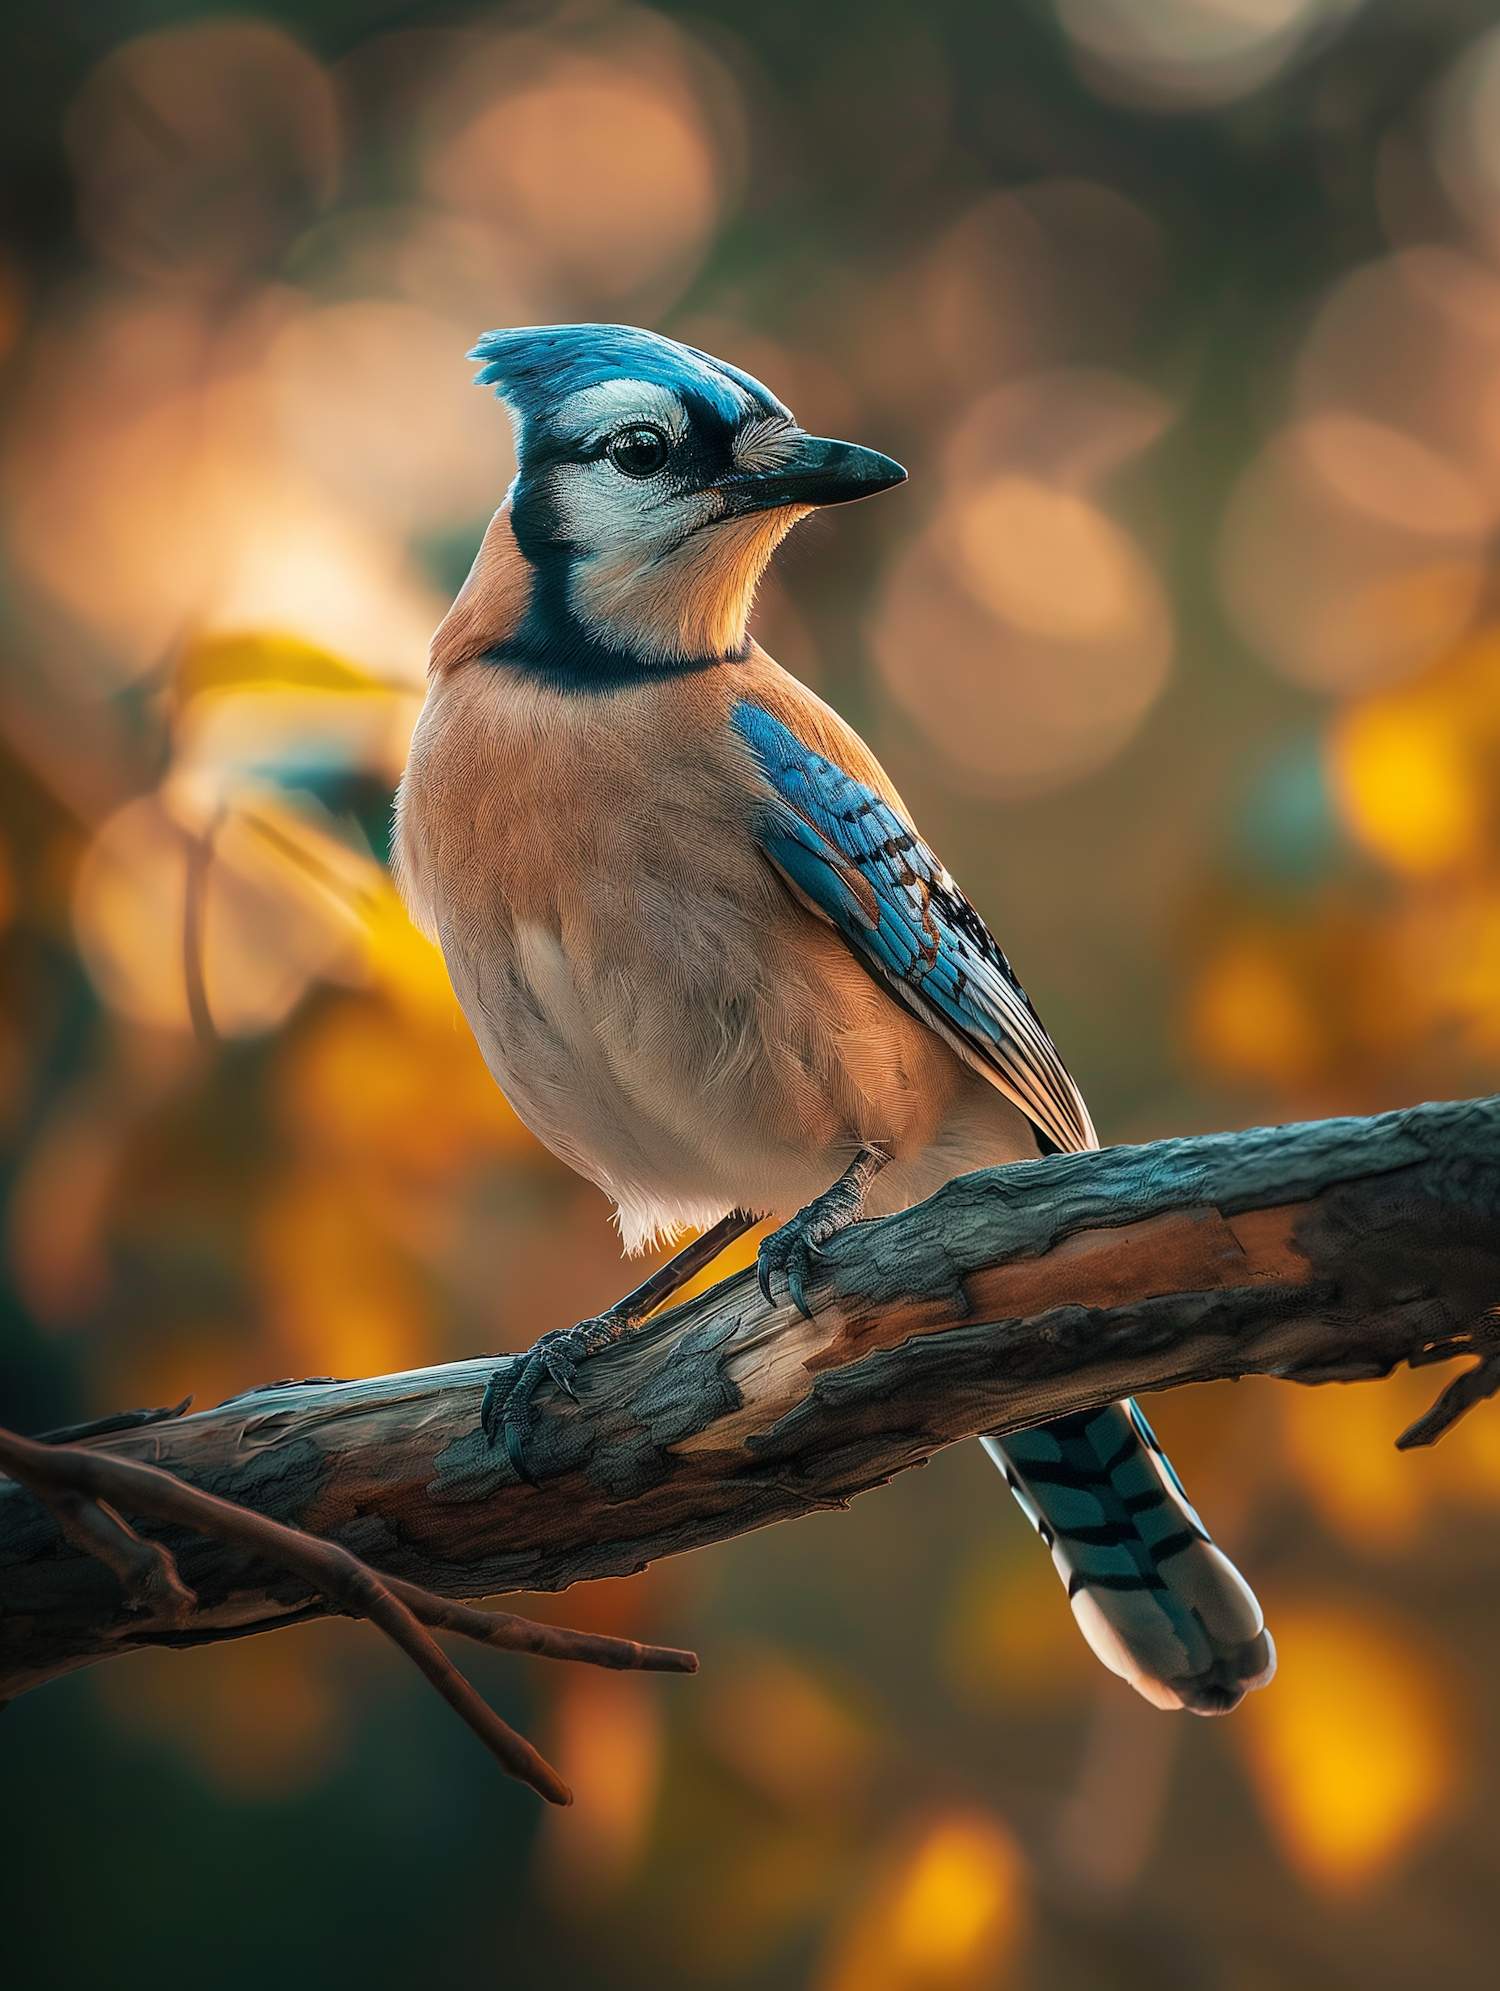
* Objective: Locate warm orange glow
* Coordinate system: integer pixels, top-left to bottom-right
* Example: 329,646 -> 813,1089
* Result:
819,1812 -> 1026,1991
427,64 -> 721,302
943,1547 -> 1092,1707
1278,1363 -> 1500,1548
6,1078 -> 127,1324
1278,1381 -> 1432,1550
266,299 -> 514,531
1328,697 -> 1483,876
70,619 -> 437,1043
72,790 -> 380,1039
362,883 -> 466,1026
199,491 -> 441,684
1189,937 -> 1324,1083
3,311 -> 227,674
872,525 -> 1170,801
871,351 -> 1177,799
1217,425 -> 1485,695
273,991 -> 524,1178
254,1165 -> 435,1379
538,1671 -> 663,1898
1418,890 -> 1500,1058
1236,1601 -> 1460,1894
98,1627 -> 349,1799
1,301 -> 444,685
1308,562 -> 1486,693
948,475 -> 1147,641
698,1646 -> 873,1809
1297,414 -> 1486,539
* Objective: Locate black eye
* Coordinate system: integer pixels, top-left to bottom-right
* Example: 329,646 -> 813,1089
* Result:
608,425 -> 671,478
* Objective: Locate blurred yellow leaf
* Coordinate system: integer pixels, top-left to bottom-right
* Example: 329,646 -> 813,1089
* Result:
818,1811 -> 1027,1991
1234,1599 -> 1460,1895
363,880 -> 465,1025
176,629 -> 384,705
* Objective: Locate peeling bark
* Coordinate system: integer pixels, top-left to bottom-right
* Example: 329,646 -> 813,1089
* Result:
5,1095 -> 1499,1701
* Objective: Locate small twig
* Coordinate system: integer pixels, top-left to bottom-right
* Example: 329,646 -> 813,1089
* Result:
0,1424 -> 697,1804
182,816 -> 220,1046
382,1585 -> 698,1674
1397,1307 -> 1500,1451
36,1487 -> 197,1629
1398,1358 -> 1500,1449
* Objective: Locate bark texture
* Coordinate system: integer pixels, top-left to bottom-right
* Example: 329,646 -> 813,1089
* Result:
5,1094 -> 1500,1700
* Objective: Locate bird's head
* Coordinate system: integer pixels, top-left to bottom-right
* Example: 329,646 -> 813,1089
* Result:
452,323 -> 905,683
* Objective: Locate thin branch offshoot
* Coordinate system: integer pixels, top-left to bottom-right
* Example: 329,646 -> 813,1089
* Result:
0,1424 -> 696,1803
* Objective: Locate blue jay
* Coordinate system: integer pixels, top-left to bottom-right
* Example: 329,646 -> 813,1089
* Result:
394,324 -> 1275,1716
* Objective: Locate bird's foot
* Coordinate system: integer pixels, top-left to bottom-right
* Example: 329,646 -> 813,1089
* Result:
480,1310 -> 629,1480
757,1156 -> 885,1319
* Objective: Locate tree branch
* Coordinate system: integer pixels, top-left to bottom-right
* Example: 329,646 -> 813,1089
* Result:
0,1423 -> 697,1802
5,1095 -> 1500,1712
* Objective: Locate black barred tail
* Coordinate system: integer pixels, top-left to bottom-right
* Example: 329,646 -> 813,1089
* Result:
983,1401 -> 1275,1715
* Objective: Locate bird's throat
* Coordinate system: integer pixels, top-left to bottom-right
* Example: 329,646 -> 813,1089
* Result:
565,505 -> 810,671
428,500 -> 810,690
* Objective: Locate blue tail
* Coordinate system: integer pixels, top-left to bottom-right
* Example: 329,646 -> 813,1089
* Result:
984,1400 -> 1275,1715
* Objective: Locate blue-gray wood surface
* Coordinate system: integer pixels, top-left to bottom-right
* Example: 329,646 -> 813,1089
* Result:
4,1095 -> 1499,1698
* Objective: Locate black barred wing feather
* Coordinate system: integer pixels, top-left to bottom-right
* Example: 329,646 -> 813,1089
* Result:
732,700 -> 1096,1155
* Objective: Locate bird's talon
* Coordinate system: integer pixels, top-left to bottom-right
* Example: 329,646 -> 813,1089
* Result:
503,1419 -> 535,1486
548,1360 -> 579,1400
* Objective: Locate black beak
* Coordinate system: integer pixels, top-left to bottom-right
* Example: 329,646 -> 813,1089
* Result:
731,434 -> 906,512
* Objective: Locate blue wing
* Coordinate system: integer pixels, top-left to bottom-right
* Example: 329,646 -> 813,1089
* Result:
733,701 -> 1275,1714
731,700 -> 1096,1155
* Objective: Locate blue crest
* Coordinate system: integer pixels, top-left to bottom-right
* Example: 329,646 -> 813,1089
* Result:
467,324 -> 791,457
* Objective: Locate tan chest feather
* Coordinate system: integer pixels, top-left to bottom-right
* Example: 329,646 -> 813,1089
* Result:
392,643 -> 1001,1241
398,665 -> 749,944
396,641 -> 906,946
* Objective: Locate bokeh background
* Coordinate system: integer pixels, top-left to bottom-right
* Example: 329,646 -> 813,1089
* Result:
4,1 -> 1500,1985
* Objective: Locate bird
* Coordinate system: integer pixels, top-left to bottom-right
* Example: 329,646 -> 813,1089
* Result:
393,322 -> 1276,1717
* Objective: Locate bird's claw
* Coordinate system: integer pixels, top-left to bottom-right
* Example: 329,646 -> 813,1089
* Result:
543,1346 -> 580,1400
479,1313 -> 625,1472
755,1224 -> 825,1321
